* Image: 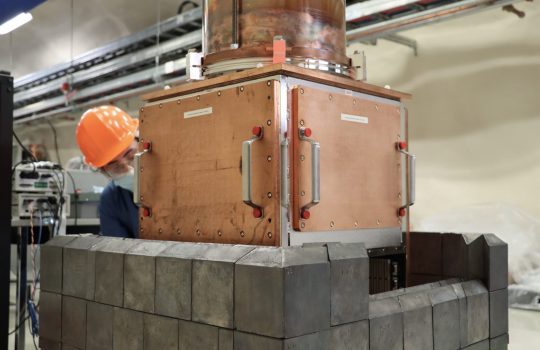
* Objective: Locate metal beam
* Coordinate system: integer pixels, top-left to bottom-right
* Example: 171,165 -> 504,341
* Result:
0,71 -> 13,350
346,0 -> 422,21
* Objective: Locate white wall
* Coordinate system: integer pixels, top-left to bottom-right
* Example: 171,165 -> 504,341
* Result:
347,2 -> 540,226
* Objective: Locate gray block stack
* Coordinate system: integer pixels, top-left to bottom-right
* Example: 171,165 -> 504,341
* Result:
39,232 -> 508,350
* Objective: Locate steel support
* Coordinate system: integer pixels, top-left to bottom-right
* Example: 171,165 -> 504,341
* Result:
0,71 -> 13,350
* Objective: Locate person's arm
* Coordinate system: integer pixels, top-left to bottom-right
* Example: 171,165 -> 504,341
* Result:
99,185 -> 130,238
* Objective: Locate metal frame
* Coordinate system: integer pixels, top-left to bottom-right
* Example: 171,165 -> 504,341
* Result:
0,71 -> 13,350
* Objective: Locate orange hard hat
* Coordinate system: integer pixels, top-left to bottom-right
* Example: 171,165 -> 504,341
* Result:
76,105 -> 139,168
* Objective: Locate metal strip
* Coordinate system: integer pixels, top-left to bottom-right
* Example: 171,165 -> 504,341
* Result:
289,227 -> 402,248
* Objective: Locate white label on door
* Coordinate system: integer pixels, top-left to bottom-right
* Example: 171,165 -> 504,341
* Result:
184,107 -> 213,119
341,113 -> 368,124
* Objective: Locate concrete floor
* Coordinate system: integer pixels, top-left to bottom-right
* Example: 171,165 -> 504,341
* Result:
6,282 -> 540,349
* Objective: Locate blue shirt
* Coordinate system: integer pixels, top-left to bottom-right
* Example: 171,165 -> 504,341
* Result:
99,182 -> 139,238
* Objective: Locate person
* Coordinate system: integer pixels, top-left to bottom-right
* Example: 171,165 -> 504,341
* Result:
75,105 -> 139,238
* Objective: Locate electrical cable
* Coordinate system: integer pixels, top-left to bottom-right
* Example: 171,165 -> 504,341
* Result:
7,314 -> 30,336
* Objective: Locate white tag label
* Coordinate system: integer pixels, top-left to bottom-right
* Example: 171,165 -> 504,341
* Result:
184,107 -> 213,119
341,113 -> 368,124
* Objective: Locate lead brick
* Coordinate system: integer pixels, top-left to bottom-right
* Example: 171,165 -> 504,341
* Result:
463,234 -> 484,282
62,235 -> 104,299
124,240 -> 170,313
41,236 -> 77,293
178,320 -> 219,350
489,289 -> 508,338
327,243 -> 368,325
86,302 -> 113,350
328,320 -> 368,350
235,246 -> 330,338
94,238 -> 139,307
38,338 -> 61,350
61,296 -> 86,349
175,243 -> 254,328
490,334 -> 509,350
143,314 -> 179,350
461,340 -> 489,350
409,232 -> 442,276
442,233 -> 465,278
430,285 -> 460,350
482,234 -> 508,291
369,297 -> 404,350
219,329 -> 234,350
39,292 -> 62,342
233,331 -> 328,350
399,291 -> 433,350
113,307 -> 143,350
461,280 -> 489,346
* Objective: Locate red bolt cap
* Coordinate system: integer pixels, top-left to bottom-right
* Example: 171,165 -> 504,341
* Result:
142,207 -> 152,217
398,207 -> 407,217
61,82 -> 70,92
143,142 -> 152,151
301,209 -> 311,220
397,141 -> 407,150
303,128 -> 312,137
253,208 -> 263,218
252,126 -> 263,137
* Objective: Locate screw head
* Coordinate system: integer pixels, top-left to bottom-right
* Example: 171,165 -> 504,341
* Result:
267,192 -> 272,198
177,100 -> 181,104
267,120 -> 272,126
300,88 -> 304,94
240,86 -> 244,92
176,229 -> 181,235
267,81 -> 271,86
196,96 -> 200,100
300,120 -> 305,126
218,231 -> 222,236
196,229 -> 201,235
267,156 -> 272,162
159,103 -> 163,108
267,232 -> 272,238
329,94 -> 333,100
301,191 -> 305,196
301,222 -> 306,228
300,155 -> 305,161
158,228 -> 163,234
240,231 -> 245,237
330,221 -> 335,227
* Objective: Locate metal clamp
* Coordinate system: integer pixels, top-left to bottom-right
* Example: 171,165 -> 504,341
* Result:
134,142 -> 151,207
299,128 -> 320,214
242,128 -> 264,216
398,143 -> 416,207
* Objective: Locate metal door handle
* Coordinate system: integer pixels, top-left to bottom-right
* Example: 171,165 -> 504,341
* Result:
242,128 -> 264,216
398,146 -> 416,207
134,146 -> 151,207
299,128 -> 320,212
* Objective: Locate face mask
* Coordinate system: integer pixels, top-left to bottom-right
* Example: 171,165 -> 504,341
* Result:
112,167 -> 134,192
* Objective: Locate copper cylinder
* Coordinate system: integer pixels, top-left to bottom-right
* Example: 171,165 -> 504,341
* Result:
203,0 -> 349,67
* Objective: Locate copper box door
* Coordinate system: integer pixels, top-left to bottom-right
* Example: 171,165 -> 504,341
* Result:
291,85 -> 403,232
138,80 -> 281,246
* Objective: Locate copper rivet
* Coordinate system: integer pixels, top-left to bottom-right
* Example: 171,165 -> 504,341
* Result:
140,168 -> 143,172
159,104 -> 163,108
301,222 -> 306,228
398,193 -> 402,199
177,229 -> 181,235
177,100 -> 181,104
300,155 -> 305,161
197,96 -> 200,100
330,221 -> 335,227
218,231 -> 222,236
140,228 -> 144,232
140,108 -> 144,112
300,88 -> 304,94
301,191 -> 305,196
267,81 -> 271,86
196,229 -> 201,235
329,94 -> 333,100
240,87 -> 244,92
267,120 -> 272,126
267,192 -> 272,198
377,219 -> 381,225
140,196 -> 143,201
159,228 -> 163,234
353,99 -> 356,105
240,231 -> 245,237
218,91 -> 221,96
300,120 -> 305,126
267,156 -> 272,162
375,105 -> 379,111
355,221 -> 359,227
267,232 -> 272,238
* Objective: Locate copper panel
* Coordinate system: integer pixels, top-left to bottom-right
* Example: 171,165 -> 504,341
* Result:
139,80 -> 280,246
291,86 -> 402,232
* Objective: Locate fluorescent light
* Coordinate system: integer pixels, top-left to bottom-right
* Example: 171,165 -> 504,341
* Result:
0,12 -> 33,35
346,0 -> 420,21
